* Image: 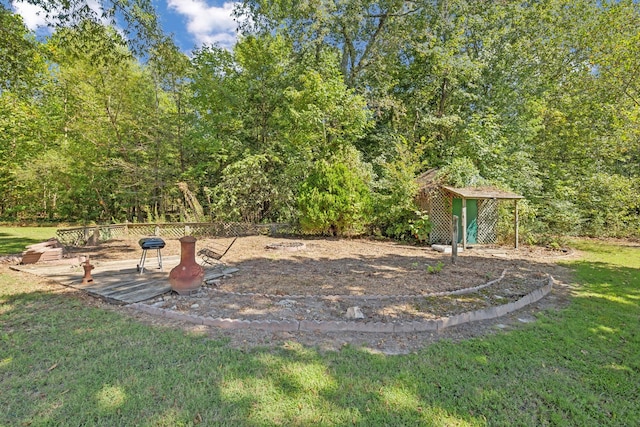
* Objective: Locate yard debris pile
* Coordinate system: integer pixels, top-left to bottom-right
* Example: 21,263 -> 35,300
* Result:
19,238 -> 89,265
21,238 -> 65,264
1,239 -> 87,266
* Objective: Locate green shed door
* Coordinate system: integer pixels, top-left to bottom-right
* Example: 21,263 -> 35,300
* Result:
452,198 -> 478,244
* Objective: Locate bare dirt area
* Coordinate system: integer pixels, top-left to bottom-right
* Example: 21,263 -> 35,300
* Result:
8,235 -> 577,354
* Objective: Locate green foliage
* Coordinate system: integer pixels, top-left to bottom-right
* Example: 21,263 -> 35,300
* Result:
381,214 -> 414,242
497,199 -> 535,246
537,200 -> 583,237
436,157 -> 488,188
379,209 -> 432,244
371,137 -> 424,241
0,18 -> 189,223
577,173 -> 640,237
284,65 -> 371,157
408,211 -> 433,243
297,158 -> 372,236
0,6 -> 45,93
426,261 -> 444,274
210,154 -> 282,223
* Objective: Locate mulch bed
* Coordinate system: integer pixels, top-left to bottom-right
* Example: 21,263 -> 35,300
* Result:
61,235 -> 572,322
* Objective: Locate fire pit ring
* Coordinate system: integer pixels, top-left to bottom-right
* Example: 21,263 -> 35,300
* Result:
265,242 -> 306,251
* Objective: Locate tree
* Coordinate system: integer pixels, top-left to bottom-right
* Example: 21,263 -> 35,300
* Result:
188,36 -> 297,221
7,0 -> 165,57
17,21 -> 186,222
370,135 -> 423,240
0,8 -> 50,218
192,35 -> 372,224
0,5 -> 45,93
236,0 -> 410,88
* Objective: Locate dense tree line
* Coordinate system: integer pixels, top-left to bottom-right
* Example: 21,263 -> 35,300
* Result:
1,0 -> 638,241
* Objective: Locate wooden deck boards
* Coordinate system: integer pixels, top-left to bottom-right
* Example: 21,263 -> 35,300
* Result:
11,256 -> 238,304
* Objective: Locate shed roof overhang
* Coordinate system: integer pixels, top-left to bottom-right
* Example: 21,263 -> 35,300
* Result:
441,185 -> 525,200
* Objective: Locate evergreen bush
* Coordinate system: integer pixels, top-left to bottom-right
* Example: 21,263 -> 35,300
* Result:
297,160 -> 372,236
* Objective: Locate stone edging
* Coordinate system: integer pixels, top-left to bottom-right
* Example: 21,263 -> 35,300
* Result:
128,275 -> 554,333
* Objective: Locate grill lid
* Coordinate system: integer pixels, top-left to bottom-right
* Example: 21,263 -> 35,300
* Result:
139,237 -> 166,249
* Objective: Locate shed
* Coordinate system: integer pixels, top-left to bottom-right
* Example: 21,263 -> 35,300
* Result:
416,169 -> 524,249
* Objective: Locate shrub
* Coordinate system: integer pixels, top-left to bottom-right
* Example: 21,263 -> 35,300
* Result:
371,136 -> 423,241
409,210 -> 433,243
297,159 -> 372,236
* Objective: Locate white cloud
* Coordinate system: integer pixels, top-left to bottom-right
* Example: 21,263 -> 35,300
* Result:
11,1 -> 49,30
167,0 -> 238,49
12,0 -> 108,32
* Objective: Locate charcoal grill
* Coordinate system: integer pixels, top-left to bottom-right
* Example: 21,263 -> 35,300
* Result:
137,237 -> 165,273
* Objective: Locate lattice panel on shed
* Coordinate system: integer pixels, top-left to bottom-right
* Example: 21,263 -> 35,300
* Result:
429,188 -> 453,244
477,199 -> 498,244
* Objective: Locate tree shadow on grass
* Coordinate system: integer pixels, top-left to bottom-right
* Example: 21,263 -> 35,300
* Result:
1,287 -> 484,425
2,257 -> 639,427
3,248 -> 639,426
568,261 -> 640,304
0,233 -> 46,255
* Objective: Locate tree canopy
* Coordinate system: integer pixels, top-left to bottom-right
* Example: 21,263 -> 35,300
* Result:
1,0 -> 638,239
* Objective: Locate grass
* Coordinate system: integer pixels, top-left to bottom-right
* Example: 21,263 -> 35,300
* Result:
0,226 -> 58,255
1,238 -> 639,425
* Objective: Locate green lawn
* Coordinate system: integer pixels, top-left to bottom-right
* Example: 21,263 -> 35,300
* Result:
0,226 -> 59,255
1,239 -> 638,426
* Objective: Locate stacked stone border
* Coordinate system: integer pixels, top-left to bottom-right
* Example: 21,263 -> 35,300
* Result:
129,273 -> 554,333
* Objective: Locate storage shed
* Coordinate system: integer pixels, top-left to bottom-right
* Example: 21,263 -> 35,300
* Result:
416,169 -> 524,249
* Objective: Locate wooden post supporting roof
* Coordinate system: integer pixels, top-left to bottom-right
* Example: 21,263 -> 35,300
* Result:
462,198 -> 467,250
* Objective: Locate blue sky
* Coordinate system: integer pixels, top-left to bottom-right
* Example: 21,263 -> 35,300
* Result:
10,0 -> 241,52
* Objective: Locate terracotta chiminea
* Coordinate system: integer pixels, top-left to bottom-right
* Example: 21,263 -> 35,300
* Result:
169,236 -> 204,295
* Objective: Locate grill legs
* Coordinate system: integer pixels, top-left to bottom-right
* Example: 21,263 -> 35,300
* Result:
137,248 -> 163,273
